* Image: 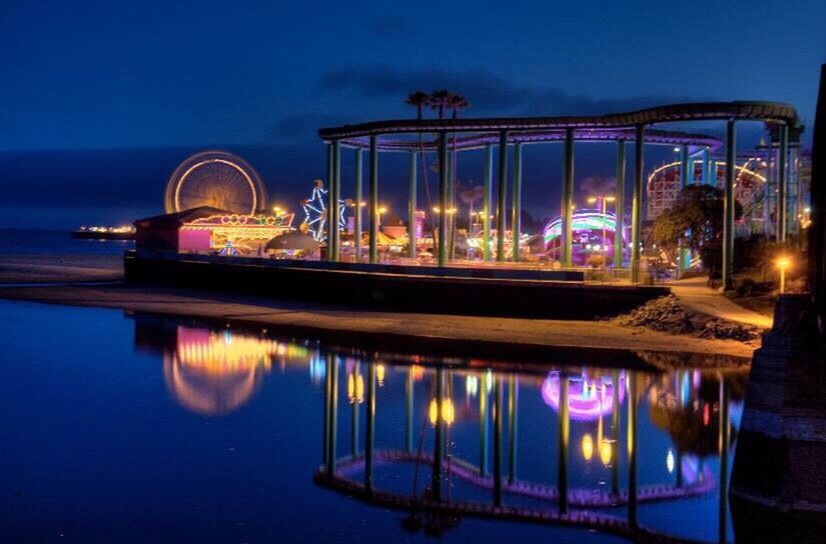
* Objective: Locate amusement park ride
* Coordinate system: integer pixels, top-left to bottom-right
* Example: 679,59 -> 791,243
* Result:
137,103 -> 810,279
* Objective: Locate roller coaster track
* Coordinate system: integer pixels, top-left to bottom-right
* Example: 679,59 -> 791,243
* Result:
315,449 -> 720,544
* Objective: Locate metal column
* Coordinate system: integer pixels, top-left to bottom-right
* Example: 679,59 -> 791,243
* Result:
432,367 -> 444,501
364,360 -> 376,493
483,144 -> 493,261
628,372 -> 638,527
326,354 -> 338,476
493,375 -> 503,507
558,372 -> 569,514
331,140 -> 341,261
408,151 -> 417,259
511,142 -> 522,262
631,125 -> 644,283
326,144 -> 334,262
368,136 -> 379,264
614,140 -> 626,268
678,144 -> 690,276
354,149 -> 363,262
561,128 -> 575,266
479,371 -> 488,476
611,369 -> 620,497
718,377 -> 730,544
778,124 -> 789,242
508,375 -> 518,484
405,367 -> 414,451
351,364 -> 359,456
723,120 -> 736,291
701,147 -> 709,185
496,131 -> 508,262
438,133 -> 448,266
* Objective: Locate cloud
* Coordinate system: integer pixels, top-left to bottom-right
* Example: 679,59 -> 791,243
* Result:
319,64 -> 713,116
269,113 -> 358,141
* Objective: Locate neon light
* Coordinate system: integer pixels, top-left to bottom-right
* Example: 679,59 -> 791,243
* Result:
302,184 -> 346,242
175,158 -> 258,214
543,210 -> 623,246
541,371 -> 626,421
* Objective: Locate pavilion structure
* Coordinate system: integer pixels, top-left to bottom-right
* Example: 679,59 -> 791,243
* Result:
319,101 -> 799,288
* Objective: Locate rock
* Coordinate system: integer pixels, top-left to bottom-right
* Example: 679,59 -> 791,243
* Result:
613,295 -> 761,341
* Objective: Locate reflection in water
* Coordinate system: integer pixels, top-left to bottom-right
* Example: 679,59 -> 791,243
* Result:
542,370 -> 625,420
132,313 -> 744,542
135,317 -> 315,415
318,362 -> 742,543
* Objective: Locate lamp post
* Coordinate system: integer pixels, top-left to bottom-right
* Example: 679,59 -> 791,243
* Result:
777,256 -> 791,294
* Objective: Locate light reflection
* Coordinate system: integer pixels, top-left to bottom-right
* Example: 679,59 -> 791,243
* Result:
582,433 -> 594,461
157,325 -> 312,415
428,397 -> 455,426
541,370 -> 625,421
348,370 -> 365,404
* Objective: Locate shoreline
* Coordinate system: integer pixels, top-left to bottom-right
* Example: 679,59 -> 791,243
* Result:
0,253 -> 758,364
0,282 -> 756,364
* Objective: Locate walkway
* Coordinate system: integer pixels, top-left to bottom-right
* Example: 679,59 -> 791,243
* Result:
669,277 -> 773,329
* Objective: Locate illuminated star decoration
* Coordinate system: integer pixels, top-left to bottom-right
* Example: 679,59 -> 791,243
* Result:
302,180 -> 346,242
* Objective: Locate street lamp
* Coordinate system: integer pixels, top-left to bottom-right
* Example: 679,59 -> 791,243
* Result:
776,256 -> 791,294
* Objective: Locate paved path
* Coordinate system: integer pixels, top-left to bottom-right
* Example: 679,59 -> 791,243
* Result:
669,277 -> 773,329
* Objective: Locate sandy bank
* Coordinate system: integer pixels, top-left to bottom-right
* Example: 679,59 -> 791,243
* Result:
0,282 -> 756,362
0,254 -> 122,284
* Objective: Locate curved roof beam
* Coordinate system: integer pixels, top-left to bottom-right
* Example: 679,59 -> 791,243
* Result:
318,101 -> 798,142
335,127 -> 724,153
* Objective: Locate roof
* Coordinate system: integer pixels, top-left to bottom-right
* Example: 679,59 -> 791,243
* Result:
134,206 -> 230,227
318,101 -> 799,154
265,231 -> 320,251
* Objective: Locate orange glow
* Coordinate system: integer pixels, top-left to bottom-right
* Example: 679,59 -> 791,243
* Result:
599,440 -> 613,466
582,433 -> 594,461
428,397 -> 455,426
348,372 -> 365,404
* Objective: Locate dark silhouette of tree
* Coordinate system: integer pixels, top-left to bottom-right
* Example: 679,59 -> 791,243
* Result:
449,94 -> 469,119
430,90 -> 452,119
405,91 -> 430,120
653,185 -> 743,276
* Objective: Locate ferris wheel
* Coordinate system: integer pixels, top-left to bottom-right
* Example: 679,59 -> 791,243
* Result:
164,150 -> 267,215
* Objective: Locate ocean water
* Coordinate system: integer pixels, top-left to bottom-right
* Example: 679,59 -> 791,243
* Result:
0,299 -> 743,543
0,229 -> 133,255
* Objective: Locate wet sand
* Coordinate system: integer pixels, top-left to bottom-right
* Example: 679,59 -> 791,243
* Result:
0,254 -> 123,284
0,253 -> 756,362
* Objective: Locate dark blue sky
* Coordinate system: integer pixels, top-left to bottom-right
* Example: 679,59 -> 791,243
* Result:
2,0 -> 825,228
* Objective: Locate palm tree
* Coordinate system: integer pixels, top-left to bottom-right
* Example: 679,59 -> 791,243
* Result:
447,94 -> 469,258
449,94 -> 469,119
405,91 -> 436,255
430,90 -> 452,119
405,91 -> 430,120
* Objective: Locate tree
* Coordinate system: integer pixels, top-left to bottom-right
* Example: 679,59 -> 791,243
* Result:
448,94 -> 469,119
429,90 -> 452,119
446,94 -> 469,258
652,185 -> 742,275
405,91 -> 435,252
405,91 -> 430,120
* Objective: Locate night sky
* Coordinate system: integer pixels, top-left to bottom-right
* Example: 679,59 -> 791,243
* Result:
2,0 -> 825,228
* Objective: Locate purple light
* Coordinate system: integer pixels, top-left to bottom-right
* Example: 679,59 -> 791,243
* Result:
541,370 -> 626,421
